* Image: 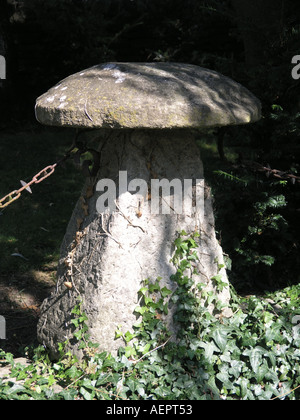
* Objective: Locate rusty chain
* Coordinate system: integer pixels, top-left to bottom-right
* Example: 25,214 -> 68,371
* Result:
0,130 -> 100,210
241,160 -> 300,184
0,164 -> 57,209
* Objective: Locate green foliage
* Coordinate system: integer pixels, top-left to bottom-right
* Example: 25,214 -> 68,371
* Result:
200,106 -> 300,291
0,232 -> 299,400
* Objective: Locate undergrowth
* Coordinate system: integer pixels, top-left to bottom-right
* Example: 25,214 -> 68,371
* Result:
0,231 -> 299,400
198,106 -> 300,293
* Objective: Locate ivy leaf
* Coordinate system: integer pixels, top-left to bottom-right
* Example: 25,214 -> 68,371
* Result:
198,341 -> 220,362
216,370 -> 233,390
206,375 -> 221,398
124,331 -> 136,343
265,322 -> 283,343
211,327 -> 228,352
160,286 -> 172,298
262,311 -> 274,325
243,347 -> 266,373
5,383 -> 26,396
80,386 -> 93,400
138,287 -> 148,296
239,377 -> 249,399
256,362 -> 269,383
229,360 -> 244,379
65,365 -> 81,379
58,388 -> 78,400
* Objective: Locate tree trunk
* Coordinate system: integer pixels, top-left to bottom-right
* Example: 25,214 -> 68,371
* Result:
37,130 -> 231,359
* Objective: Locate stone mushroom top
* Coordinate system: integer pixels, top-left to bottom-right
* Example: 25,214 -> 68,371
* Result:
35,62 -> 261,129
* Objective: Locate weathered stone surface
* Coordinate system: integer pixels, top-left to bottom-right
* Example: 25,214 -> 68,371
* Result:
36,63 -> 261,358
35,62 -> 261,130
37,131 -> 231,358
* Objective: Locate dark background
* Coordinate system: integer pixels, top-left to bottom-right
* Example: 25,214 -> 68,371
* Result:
0,0 -> 300,292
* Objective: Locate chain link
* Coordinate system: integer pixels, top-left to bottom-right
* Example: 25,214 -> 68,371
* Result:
0,164 -> 57,209
243,160 -> 300,184
0,190 -> 21,209
32,165 -> 57,184
0,138 -> 76,210
0,130 -> 101,210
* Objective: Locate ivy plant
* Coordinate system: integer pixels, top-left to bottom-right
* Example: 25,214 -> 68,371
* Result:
0,231 -> 299,400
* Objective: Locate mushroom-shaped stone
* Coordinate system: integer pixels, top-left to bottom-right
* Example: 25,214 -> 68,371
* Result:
36,63 -> 261,358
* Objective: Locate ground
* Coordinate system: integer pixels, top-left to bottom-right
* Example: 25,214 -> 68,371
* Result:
0,267 -> 55,355
0,126 -> 84,356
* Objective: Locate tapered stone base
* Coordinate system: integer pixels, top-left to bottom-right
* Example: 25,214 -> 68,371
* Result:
37,130 -> 231,359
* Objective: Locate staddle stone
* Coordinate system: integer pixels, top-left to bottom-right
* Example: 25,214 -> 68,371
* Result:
35,63 -> 260,129
36,63 -> 261,358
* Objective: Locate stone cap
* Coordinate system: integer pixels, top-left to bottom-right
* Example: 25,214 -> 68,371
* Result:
35,62 -> 261,129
